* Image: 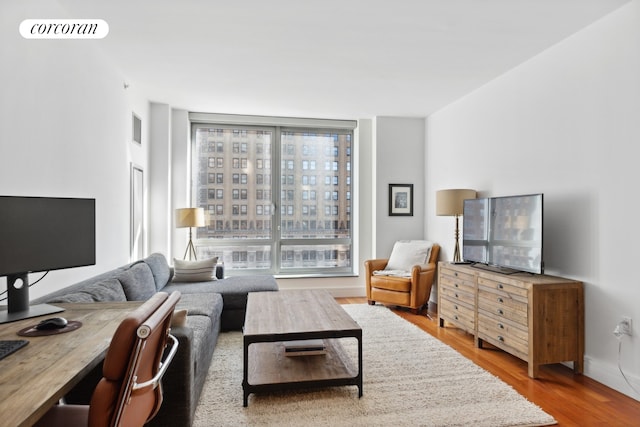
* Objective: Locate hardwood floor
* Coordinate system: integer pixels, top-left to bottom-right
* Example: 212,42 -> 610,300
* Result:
336,297 -> 640,426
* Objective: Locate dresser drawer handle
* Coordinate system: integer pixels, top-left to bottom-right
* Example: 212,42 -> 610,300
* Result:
498,323 -> 505,329
454,293 -> 459,298
497,309 -> 504,315
454,283 -> 459,288
498,284 -> 504,289
497,335 -> 505,342
497,297 -> 504,303
454,272 -> 458,277
454,315 -> 459,321
454,305 -> 459,310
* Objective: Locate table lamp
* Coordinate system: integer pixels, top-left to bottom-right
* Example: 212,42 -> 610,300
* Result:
176,207 -> 205,260
436,189 -> 476,263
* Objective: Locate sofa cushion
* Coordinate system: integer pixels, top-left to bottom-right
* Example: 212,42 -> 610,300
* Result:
172,257 -> 218,282
163,275 -> 278,310
143,253 -> 173,291
175,292 -> 223,318
117,262 -> 157,301
385,240 -> 433,272
47,292 -> 94,303
47,278 -> 127,303
33,266 -> 129,305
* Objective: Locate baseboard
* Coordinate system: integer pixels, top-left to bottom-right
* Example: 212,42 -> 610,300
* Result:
583,355 -> 640,401
275,282 -> 366,298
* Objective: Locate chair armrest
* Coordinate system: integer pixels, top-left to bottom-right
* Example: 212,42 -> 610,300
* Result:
133,333 -> 179,394
364,259 -> 389,275
410,263 -> 438,307
412,262 -> 437,274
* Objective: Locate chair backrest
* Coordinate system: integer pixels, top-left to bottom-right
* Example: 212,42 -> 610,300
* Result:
88,291 -> 181,427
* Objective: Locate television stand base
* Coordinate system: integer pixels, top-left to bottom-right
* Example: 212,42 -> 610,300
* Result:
470,263 -> 524,275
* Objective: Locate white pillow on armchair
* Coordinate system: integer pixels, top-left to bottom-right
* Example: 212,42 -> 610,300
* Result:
384,240 -> 433,272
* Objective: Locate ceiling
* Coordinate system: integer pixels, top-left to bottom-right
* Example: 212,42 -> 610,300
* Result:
58,0 -> 628,119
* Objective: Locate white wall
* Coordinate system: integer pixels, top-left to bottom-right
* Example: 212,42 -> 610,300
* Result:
148,103 -> 172,257
426,1 -> 640,399
374,117 -> 426,257
0,1 -> 150,299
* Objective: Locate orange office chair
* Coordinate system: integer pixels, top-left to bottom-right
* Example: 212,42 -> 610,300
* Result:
35,291 -> 181,427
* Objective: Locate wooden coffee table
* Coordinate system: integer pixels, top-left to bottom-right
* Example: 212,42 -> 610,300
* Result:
242,289 -> 363,406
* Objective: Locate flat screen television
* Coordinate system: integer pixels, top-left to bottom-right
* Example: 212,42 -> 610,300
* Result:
0,196 -> 96,323
462,193 -> 543,274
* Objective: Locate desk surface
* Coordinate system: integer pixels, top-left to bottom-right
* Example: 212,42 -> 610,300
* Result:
0,301 -> 141,427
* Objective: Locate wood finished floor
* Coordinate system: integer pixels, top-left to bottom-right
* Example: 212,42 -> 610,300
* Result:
336,297 -> 640,426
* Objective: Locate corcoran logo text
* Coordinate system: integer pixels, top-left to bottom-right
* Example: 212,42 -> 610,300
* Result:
20,19 -> 109,39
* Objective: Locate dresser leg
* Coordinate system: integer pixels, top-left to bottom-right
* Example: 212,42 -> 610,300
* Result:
528,363 -> 539,379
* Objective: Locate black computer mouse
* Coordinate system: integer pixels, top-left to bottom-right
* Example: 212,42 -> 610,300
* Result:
35,317 -> 68,330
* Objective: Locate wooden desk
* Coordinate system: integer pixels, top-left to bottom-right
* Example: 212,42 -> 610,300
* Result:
0,302 -> 141,427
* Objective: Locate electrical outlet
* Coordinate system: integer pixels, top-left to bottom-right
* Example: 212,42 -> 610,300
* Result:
622,317 -> 632,335
614,317 -> 632,337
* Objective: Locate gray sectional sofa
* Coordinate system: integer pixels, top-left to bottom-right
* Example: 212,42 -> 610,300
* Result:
33,253 -> 278,427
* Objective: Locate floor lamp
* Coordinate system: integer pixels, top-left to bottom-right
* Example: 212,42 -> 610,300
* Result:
176,207 -> 205,260
436,189 -> 476,263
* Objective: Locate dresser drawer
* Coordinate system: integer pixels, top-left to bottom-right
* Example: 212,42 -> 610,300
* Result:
439,283 -> 475,306
440,297 -> 475,331
439,272 -> 475,295
478,313 -> 529,360
478,276 -> 527,298
478,311 -> 529,345
478,289 -> 528,327
440,265 -> 476,284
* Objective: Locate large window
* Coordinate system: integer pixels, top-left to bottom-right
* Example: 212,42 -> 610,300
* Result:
190,114 -> 356,276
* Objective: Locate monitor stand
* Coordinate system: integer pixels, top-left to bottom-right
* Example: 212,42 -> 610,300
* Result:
0,273 -> 64,324
0,304 -> 65,324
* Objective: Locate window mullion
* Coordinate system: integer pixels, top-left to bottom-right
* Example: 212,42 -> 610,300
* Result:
272,126 -> 282,275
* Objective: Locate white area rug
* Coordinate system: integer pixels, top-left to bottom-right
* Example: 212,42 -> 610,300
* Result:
194,304 -> 556,426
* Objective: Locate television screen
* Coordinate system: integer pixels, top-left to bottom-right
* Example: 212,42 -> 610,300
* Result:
0,196 -> 96,276
489,194 -> 543,274
463,193 -> 543,274
462,198 -> 489,264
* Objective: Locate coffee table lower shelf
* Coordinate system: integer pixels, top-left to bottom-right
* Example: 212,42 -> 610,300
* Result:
242,338 -> 362,406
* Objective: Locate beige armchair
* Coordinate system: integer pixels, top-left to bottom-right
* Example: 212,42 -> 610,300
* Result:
365,242 -> 440,314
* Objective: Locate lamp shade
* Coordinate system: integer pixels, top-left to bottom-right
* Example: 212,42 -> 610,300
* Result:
436,189 -> 476,216
176,207 -> 205,228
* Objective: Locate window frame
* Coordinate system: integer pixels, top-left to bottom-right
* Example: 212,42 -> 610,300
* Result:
189,113 -> 357,278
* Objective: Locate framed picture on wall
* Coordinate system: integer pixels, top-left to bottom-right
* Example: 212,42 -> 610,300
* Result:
389,183 -> 413,216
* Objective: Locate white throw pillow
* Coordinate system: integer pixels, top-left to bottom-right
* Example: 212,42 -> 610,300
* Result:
385,240 -> 433,272
172,257 -> 218,282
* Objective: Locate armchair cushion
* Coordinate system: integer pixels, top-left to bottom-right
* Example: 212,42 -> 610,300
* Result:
385,240 -> 433,272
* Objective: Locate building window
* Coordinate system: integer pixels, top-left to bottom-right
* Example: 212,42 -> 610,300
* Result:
190,116 -> 355,276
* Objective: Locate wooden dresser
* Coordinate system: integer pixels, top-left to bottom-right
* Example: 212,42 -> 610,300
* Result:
438,262 -> 584,378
